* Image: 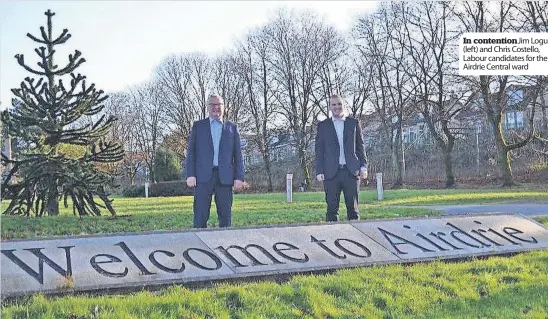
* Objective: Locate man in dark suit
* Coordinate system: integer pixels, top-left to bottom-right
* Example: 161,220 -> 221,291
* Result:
315,94 -> 368,222
185,95 -> 245,228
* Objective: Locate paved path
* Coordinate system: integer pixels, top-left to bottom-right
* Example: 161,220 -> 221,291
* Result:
406,203 -> 548,217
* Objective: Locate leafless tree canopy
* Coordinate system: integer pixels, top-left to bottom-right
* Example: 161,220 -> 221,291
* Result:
80,1 -> 547,190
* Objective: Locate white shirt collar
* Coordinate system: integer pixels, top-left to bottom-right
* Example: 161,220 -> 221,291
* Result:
332,115 -> 346,122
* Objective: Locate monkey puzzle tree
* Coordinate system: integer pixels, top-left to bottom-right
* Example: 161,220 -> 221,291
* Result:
1,10 -> 124,216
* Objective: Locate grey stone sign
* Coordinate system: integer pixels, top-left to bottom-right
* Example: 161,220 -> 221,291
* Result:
2,213 -> 547,299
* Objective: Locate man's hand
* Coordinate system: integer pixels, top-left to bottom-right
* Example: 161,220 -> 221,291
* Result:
316,174 -> 325,182
233,180 -> 244,191
360,168 -> 368,180
186,177 -> 196,188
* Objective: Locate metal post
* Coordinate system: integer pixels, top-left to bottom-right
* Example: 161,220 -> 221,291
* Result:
376,173 -> 383,201
286,174 -> 293,203
145,166 -> 149,198
476,124 -> 481,175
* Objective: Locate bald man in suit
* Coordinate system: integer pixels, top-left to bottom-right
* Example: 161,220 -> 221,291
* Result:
185,95 -> 245,228
315,94 -> 368,222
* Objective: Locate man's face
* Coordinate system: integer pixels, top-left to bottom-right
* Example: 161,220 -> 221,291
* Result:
208,96 -> 224,120
330,96 -> 345,118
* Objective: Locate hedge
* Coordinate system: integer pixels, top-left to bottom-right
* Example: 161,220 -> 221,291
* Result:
122,180 -> 194,197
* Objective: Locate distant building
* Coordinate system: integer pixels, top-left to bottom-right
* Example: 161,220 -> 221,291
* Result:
242,131 -> 297,166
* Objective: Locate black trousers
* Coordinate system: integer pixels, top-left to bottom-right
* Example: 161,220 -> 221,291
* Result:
193,168 -> 233,228
323,166 -> 360,222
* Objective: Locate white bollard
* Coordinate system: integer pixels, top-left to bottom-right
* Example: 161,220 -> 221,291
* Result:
286,174 -> 293,203
376,173 -> 383,201
145,182 -> 149,198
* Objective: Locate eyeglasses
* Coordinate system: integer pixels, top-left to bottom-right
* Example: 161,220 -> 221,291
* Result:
209,103 -> 224,107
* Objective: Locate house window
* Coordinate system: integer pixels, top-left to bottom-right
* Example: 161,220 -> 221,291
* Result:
507,89 -> 524,107
516,111 -> 524,129
506,112 -> 515,129
403,131 -> 409,144
505,111 -> 524,130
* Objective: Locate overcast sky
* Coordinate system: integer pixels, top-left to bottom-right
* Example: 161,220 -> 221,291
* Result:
0,1 -> 378,109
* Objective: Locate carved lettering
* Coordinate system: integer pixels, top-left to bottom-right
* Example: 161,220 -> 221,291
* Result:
2,214 -> 545,299
403,225 -> 448,251
90,254 -> 128,278
1,246 -> 74,284
377,228 -> 434,254
471,230 -> 503,246
473,220 -> 515,245
334,239 -> 371,258
416,233 -> 449,251
149,250 -> 185,273
503,227 -> 538,243
115,241 -> 156,275
487,229 -> 519,245
216,244 -> 285,267
183,248 -> 222,271
429,232 -> 463,250
272,242 -> 309,263
310,235 -> 346,259
446,223 -> 489,248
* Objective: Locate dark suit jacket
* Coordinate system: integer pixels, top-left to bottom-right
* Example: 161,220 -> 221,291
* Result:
185,118 -> 244,185
315,117 -> 367,180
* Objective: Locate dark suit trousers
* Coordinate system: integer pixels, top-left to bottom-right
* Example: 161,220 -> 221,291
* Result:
323,166 -> 360,222
193,168 -> 233,228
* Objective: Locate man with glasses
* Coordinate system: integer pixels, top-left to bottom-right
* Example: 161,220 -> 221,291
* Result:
185,94 -> 245,228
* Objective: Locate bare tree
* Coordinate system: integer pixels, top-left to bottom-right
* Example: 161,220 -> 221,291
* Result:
102,92 -> 144,185
211,53 -> 248,123
313,43 -> 373,119
234,27 -> 279,191
397,2 -> 467,187
454,1 -> 541,186
346,52 -> 375,119
187,53 -> 212,120
265,9 -> 346,186
130,82 -> 166,183
355,3 -> 415,188
513,1 -> 548,135
155,54 -> 197,159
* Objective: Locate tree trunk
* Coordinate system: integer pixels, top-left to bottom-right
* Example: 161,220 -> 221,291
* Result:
45,190 -> 59,216
297,147 -> 311,187
148,163 -> 155,184
391,129 -> 404,188
261,126 -> 274,192
442,146 -> 455,188
494,127 -> 515,187
391,148 -> 403,188
541,91 -> 548,163
263,153 -> 273,192
540,87 -> 547,134
44,162 -> 60,216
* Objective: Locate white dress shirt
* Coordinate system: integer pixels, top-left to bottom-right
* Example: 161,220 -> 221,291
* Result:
332,116 -> 346,165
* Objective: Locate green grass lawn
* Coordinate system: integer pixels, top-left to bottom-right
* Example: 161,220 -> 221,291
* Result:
1,189 -> 547,318
2,188 -> 547,240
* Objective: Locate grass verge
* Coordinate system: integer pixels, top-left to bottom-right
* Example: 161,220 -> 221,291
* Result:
3,188 -> 547,240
